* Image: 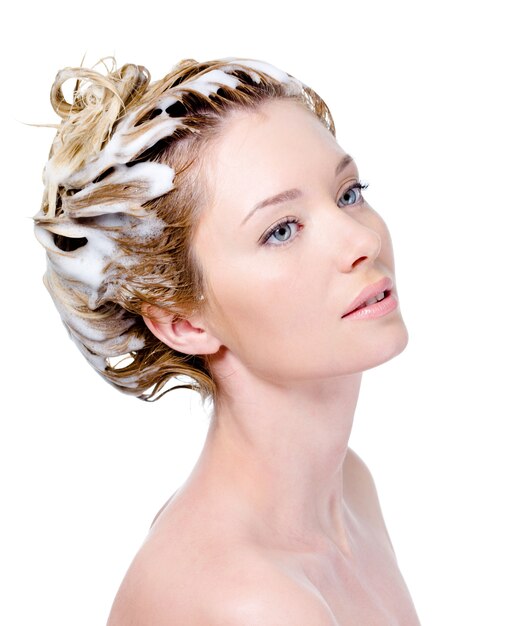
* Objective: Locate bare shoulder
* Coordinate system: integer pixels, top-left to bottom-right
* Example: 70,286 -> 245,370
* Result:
202,574 -> 340,626
343,447 -> 395,551
106,536 -> 338,626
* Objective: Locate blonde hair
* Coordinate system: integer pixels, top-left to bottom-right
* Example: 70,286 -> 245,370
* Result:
33,56 -> 336,405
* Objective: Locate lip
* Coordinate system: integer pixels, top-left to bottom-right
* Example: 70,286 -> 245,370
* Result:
341,276 -> 394,318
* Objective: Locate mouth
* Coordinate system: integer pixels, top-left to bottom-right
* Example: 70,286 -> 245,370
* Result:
342,277 -> 394,318
346,289 -> 391,315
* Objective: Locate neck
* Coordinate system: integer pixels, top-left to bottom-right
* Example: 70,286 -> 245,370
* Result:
189,356 -> 363,556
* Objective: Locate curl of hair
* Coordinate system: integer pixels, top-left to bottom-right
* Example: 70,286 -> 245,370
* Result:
33,56 -> 336,405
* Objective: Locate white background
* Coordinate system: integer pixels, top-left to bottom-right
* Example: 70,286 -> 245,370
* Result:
1,1 -> 515,624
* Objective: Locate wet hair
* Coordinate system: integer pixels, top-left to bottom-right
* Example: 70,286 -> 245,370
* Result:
33,56 -> 336,406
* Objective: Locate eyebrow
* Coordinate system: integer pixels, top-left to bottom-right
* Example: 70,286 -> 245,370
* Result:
241,154 -> 355,226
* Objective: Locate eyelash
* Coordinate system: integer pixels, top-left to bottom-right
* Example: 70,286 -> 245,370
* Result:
260,180 -> 370,247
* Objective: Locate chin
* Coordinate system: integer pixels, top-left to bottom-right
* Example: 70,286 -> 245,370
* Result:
360,321 -> 409,372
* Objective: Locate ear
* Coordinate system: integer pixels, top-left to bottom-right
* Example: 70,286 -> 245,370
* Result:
141,303 -> 222,355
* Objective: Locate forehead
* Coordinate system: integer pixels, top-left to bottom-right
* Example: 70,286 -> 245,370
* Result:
202,99 -> 345,214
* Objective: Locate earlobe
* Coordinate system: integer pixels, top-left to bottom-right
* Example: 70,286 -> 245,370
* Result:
141,304 -> 221,355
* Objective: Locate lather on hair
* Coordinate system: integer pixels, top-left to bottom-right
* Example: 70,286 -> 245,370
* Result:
32,57 -> 308,396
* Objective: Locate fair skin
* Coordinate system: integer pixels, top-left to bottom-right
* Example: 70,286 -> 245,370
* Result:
106,99 -> 420,625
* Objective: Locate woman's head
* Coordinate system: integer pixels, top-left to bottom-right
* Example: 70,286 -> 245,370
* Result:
148,98 -> 408,406
33,57 -> 337,406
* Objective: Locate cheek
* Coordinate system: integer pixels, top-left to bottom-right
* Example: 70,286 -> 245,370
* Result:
221,264 -> 300,324
207,255 -> 317,354
378,221 -> 395,266
364,208 -> 395,263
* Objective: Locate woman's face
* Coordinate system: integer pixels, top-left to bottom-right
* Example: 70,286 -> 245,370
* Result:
193,98 -> 408,384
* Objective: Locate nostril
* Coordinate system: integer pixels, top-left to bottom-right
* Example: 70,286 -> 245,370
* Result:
351,256 -> 368,269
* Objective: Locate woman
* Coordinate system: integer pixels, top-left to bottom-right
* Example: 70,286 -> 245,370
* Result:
34,57 -> 420,625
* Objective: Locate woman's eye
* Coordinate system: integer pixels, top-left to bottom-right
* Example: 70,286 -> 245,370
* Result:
261,217 -> 301,246
337,181 -> 369,208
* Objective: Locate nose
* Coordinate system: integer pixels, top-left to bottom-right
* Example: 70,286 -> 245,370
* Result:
333,212 -> 382,273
